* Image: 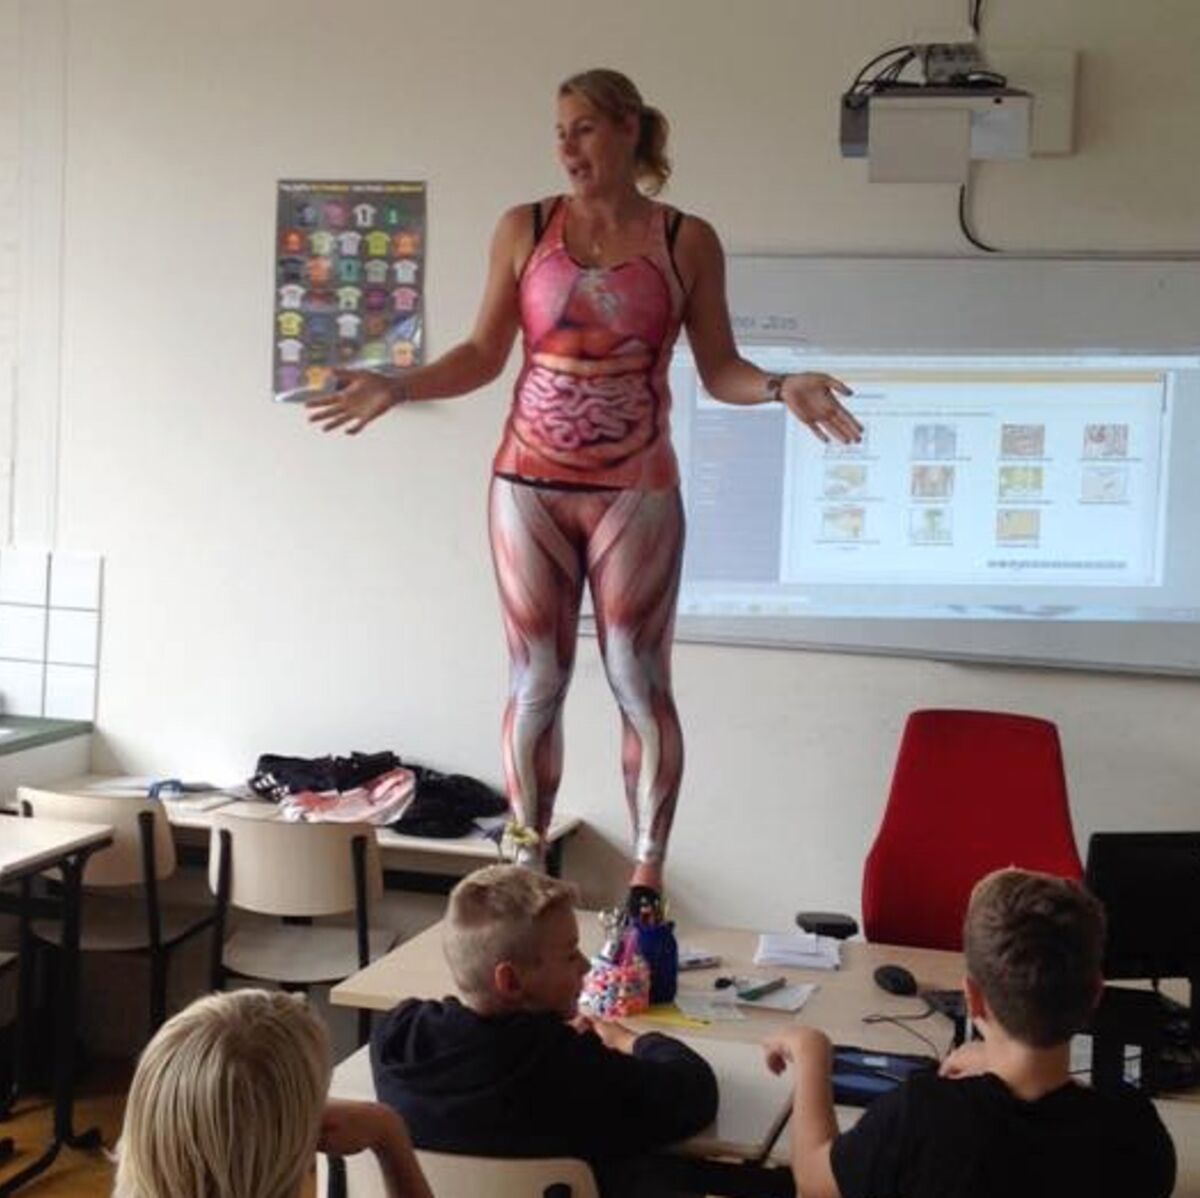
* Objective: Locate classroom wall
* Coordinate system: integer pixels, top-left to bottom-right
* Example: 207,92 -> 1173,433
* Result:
32,0 -> 1200,926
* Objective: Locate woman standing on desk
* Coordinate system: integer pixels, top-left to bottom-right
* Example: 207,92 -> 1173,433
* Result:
307,69 -> 862,905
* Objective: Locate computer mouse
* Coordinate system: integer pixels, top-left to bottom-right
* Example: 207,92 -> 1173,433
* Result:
874,963 -> 918,996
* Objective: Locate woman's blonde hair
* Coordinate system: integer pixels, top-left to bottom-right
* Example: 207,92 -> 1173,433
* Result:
559,68 -> 671,195
113,990 -> 331,1198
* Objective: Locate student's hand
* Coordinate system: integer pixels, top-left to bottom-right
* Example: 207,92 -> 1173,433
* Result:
780,373 -> 862,445
763,1026 -> 833,1075
939,1040 -> 989,1080
587,1018 -> 640,1055
569,1012 -> 597,1035
317,1099 -> 411,1158
306,369 -> 400,434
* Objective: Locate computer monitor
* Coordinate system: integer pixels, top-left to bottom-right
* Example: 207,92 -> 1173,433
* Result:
1085,831 -> 1200,986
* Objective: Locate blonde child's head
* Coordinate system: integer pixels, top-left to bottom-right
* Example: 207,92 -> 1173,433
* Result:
113,989 -> 330,1198
443,865 -> 588,1015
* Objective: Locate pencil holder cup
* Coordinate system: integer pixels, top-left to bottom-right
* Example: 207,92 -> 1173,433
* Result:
634,920 -> 678,1004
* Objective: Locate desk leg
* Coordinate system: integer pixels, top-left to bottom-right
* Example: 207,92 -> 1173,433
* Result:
0,880 -> 33,1122
0,853 -> 103,1197
0,879 -> 31,1174
55,856 -> 102,1150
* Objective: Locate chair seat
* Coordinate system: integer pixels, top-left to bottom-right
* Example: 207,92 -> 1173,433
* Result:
222,923 -> 397,985
33,897 -> 212,952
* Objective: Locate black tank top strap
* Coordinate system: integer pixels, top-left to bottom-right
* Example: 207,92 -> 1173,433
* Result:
532,197 -> 564,247
663,206 -> 687,293
666,208 -> 685,249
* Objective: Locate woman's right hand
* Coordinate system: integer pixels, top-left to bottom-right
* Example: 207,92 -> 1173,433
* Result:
305,369 -> 402,435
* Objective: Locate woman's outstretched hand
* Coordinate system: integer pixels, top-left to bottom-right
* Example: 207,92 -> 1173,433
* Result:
306,369 -> 401,435
780,373 -> 862,445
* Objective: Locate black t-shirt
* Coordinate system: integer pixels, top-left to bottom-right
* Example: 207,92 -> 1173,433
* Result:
830,1072 -> 1176,1198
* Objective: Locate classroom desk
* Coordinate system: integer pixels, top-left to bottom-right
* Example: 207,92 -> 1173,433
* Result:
322,1031 -> 796,1198
169,799 -> 582,882
331,914 -> 1200,1197
0,818 -> 113,1196
330,915 -> 963,1196
11,777 -> 583,883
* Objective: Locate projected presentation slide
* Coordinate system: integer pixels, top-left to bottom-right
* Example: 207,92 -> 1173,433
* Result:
670,350 -> 1200,622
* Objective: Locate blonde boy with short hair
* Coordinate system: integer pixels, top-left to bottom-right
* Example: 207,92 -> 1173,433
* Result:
763,868 -> 1175,1198
114,989 -> 431,1198
371,865 -> 717,1191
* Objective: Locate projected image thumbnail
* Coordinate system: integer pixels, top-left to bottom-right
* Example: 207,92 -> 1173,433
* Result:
911,423 -> 957,459
1081,465 -> 1130,504
825,424 -> 870,458
1083,423 -> 1129,459
1001,423 -> 1045,458
998,465 -> 1044,500
997,509 -> 1041,545
821,505 -> 866,541
911,464 -> 955,499
910,507 -> 952,545
823,464 -> 868,499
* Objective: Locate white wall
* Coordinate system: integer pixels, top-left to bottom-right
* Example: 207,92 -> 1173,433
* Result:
37,0 -> 1200,926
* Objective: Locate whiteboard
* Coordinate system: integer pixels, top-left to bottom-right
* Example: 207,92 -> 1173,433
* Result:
722,256 -> 1200,355
664,256 -> 1200,676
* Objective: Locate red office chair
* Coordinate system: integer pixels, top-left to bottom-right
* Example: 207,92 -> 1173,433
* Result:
860,709 -> 1084,951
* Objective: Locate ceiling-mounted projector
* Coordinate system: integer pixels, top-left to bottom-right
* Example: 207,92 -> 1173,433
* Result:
840,86 -> 1032,183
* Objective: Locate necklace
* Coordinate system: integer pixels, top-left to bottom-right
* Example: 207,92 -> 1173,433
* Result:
588,225 -> 606,262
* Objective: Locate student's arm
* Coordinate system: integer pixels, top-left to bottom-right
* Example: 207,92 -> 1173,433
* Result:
556,1021 -> 719,1157
318,1099 -> 434,1198
764,1028 -> 842,1198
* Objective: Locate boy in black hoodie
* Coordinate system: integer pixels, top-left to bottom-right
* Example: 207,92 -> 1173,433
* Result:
370,864 -> 718,1193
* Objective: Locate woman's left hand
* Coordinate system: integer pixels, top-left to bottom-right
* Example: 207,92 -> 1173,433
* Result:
780,373 -> 862,445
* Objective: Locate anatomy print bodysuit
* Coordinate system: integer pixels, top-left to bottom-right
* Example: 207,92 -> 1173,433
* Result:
490,197 -> 687,867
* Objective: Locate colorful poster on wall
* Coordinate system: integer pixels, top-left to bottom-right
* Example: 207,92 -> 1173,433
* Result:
272,180 -> 426,402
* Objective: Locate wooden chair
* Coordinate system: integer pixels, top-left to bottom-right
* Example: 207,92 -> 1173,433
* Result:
17,784 -> 217,1033
208,812 -> 396,1044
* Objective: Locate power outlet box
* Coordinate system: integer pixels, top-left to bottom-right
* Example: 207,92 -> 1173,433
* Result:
922,42 -> 985,85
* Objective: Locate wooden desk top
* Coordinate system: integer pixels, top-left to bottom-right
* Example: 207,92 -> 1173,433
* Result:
0,817 -> 113,881
17,774 -> 582,856
334,914 -> 964,1056
327,1031 -> 795,1165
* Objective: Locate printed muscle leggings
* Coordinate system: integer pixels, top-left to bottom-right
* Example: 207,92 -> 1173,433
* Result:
488,477 -> 685,867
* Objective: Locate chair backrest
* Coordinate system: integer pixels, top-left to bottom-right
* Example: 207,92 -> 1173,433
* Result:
862,709 -> 1084,951
16,785 -> 176,887
208,812 -> 382,917
415,1151 -> 600,1198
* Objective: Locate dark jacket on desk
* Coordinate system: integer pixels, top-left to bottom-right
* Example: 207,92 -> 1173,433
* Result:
371,996 -> 718,1183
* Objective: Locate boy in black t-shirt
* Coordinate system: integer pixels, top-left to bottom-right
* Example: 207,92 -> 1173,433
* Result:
763,868 -> 1176,1198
